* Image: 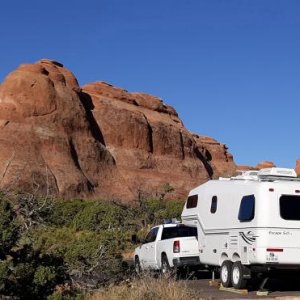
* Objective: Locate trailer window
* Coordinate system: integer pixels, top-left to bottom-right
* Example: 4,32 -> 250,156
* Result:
161,226 -> 197,240
280,195 -> 300,220
238,195 -> 255,222
186,195 -> 198,208
210,196 -> 217,213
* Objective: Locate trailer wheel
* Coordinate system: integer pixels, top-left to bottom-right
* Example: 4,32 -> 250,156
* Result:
231,261 -> 247,289
220,260 -> 232,287
135,256 -> 142,274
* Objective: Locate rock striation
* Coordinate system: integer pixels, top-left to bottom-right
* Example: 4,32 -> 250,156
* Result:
0,60 -> 236,201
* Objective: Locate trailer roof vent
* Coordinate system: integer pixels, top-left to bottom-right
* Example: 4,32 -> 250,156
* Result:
258,168 -> 297,178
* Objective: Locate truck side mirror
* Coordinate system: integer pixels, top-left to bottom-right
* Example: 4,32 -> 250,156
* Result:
131,234 -> 139,244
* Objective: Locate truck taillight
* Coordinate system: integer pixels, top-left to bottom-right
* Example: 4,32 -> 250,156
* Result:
173,240 -> 180,253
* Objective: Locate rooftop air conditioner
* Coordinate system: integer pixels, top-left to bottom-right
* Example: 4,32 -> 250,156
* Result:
258,167 -> 297,178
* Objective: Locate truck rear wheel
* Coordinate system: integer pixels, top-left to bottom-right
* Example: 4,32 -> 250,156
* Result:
220,260 -> 232,287
231,261 -> 247,289
161,254 -> 173,276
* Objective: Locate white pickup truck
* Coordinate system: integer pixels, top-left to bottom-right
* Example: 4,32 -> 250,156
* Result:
133,223 -> 200,274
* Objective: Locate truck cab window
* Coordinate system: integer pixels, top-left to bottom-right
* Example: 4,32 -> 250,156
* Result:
161,225 -> 197,240
144,227 -> 159,243
280,195 -> 300,220
210,196 -> 217,213
187,195 -> 198,208
238,195 -> 255,222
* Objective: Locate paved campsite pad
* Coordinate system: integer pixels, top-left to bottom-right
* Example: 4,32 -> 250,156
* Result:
184,273 -> 300,299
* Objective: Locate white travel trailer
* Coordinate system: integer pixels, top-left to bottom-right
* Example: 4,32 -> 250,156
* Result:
182,168 -> 300,289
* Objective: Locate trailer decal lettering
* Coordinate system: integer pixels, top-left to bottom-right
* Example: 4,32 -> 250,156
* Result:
269,230 -> 292,236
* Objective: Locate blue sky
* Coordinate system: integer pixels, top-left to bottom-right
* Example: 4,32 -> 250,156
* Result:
1,0 -> 300,168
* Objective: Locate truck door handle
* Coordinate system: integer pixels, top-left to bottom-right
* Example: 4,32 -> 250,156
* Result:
151,245 -> 154,248
145,246 -> 149,249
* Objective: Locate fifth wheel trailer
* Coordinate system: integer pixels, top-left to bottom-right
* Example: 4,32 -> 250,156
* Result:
181,168 -> 300,289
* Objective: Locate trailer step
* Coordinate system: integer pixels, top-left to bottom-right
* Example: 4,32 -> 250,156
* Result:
256,290 -> 270,296
219,284 -> 248,295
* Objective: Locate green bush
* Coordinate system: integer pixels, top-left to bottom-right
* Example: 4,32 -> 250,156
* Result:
44,199 -> 88,227
71,201 -> 128,231
134,198 -> 184,226
0,197 -> 19,258
157,200 -> 184,220
45,199 -> 132,232
0,193 -> 185,298
0,260 -> 10,292
30,227 -> 124,285
34,265 -> 57,287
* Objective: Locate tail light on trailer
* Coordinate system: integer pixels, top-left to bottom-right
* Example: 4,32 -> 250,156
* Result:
266,248 -> 283,252
173,240 -> 180,253
266,248 -> 282,262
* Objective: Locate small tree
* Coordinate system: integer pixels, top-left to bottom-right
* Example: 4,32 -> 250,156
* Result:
159,183 -> 175,201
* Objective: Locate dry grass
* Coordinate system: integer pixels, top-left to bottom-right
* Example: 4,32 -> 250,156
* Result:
86,275 -> 201,300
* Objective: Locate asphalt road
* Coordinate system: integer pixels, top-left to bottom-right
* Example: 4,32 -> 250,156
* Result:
183,270 -> 300,299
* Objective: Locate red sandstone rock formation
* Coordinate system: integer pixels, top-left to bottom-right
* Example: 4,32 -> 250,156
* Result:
237,161 -> 276,172
0,59 -> 132,200
82,82 -> 236,199
295,159 -> 300,176
192,135 -> 236,178
237,165 -> 257,171
255,161 -> 276,169
0,60 -> 237,201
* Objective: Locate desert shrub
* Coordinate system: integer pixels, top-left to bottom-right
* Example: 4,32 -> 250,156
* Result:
47,290 -> 84,300
0,243 -> 65,299
128,198 -> 185,244
15,193 -> 54,229
0,195 -> 65,299
0,260 -> 10,292
0,196 -> 20,258
33,265 -> 58,288
45,199 -> 90,227
86,275 -> 199,300
29,227 -> 125,287
45,199 -> 133,233
134,198 -> 165,227
0,193 -> 185,298
156,200 -> 184,220
71,201 -> 129,231
134,198 -> 184,227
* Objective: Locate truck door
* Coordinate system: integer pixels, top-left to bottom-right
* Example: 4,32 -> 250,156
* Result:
147,227 -> 159,268
139,227 -> 159,269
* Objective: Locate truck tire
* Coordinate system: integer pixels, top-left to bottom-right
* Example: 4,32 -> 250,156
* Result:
161,254 -> 172,276
220,260 -> 232,287
231,261 -> 247,289
135,256 -> 142,274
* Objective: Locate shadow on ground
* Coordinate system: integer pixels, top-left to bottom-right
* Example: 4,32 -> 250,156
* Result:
183,269 -> 300,296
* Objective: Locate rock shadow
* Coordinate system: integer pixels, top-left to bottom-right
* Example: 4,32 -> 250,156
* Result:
78,91 -> 106,146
